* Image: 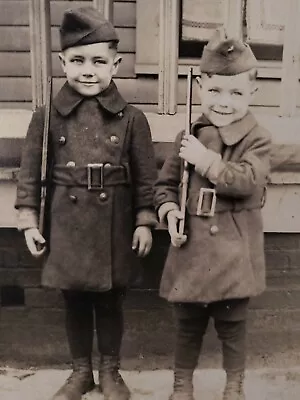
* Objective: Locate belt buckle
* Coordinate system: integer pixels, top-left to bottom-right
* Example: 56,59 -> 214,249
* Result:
87,163 -> 104,190
196,188 -> 216,217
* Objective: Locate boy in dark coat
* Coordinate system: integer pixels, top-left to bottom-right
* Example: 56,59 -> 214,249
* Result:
15,7 -> 157,400
155,28 -> 271,400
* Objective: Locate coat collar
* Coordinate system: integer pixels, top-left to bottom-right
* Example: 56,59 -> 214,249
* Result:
191,112 -> 257,146
191,114 -> 212,134
53,80 -> 127,116
218,111 -> 257,146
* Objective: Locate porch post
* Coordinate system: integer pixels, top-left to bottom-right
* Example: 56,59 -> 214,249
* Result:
226,0 -> 243,38
29,0 -> 52,109
93,0 -> 114,21
158,0 -> 180,114
279,0 -> 300,117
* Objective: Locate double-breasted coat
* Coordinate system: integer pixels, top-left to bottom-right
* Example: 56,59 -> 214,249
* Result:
15,81 -> 157,291
155,112 -> 271,303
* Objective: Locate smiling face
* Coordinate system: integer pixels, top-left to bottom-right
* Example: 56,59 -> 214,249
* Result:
196,70 -> 257,127
59,41 -> 121,97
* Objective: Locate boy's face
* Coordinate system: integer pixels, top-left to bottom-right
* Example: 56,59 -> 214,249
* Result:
59,42 -> 121,97
196,71 -> 257,127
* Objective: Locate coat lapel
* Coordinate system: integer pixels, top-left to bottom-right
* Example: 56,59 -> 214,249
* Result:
52,81 -> 127,117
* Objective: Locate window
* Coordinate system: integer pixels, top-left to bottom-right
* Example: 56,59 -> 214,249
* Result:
136,0 -> 300,116
136,0 -> 287,74
179,0 -> 283,61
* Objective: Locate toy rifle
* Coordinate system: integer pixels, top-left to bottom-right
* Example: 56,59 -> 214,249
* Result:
38,76 -> 52,242
178,67 -> 193,236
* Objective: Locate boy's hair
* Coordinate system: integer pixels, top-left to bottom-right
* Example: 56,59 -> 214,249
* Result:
108,40 -> 119,51
248,68 -> 258,81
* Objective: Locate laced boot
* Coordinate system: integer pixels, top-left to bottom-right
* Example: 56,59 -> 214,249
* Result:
99,355 -> 131,400
169,368 -> 195,400
50,357 -> 95,400
223,371 -> 246,400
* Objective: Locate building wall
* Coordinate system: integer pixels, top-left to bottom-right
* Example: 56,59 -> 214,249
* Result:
1,0 -> 300,111
0,0 -> 300,367
0,228 -> 300,368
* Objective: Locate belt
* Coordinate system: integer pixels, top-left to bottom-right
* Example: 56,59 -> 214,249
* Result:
186,187 -> 266,217
52,163 -> 131,190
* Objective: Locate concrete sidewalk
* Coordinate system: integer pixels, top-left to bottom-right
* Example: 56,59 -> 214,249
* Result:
1,367 -> 300,400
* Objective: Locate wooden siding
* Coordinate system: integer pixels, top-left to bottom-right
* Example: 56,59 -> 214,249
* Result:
0,26 -> 135,52
0,0 -> 300,112
2,75 -> 300,111
0,0 -> 31,107
0,0 -> 137,108
0,77 -> 158,104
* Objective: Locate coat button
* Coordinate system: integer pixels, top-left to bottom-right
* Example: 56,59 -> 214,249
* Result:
110,135 -> 120,144
117,111 -> 124,118
99,192 -> 108,201
66,161 -> 76,167
210,225 -> 219,235
59,136 -> 66,145
69,194 -> 77,203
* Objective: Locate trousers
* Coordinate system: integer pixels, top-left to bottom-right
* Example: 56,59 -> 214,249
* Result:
62,288 -> 125,359
173,298 -> 249,372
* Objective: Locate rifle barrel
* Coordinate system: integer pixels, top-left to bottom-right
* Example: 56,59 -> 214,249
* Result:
38,76 -> 52,235
178,67 -> 193,235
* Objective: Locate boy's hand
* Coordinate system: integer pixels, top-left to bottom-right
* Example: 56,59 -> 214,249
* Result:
24,228 -> 46,257
179,135 -> 207,166
132,226 -> 153,257
167,210 -> 187,248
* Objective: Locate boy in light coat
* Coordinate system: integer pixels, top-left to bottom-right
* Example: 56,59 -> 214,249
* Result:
155,29 -> 271,400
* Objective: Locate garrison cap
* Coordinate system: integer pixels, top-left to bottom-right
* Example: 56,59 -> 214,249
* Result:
200,28 -> 257,75
60,6 -> 119,51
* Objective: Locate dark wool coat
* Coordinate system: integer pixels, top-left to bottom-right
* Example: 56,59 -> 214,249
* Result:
15,81 -> 157,291
155,112 -> 272,303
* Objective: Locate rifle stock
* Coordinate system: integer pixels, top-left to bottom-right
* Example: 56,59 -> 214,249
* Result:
38,76 -> 52,238
178,67 -> 193,236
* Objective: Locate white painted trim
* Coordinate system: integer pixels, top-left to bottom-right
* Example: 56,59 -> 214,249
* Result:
1,110 -> 300,145
279,0 -> 300,116
145,112 -> 300,144
29,0 -> 52,109
0,110 -> 32,138
0,178 -> 299,232
158,0 -> 180,114
226,0 -> 243,38
135,60 -> 300,79
93,0 -> 114,21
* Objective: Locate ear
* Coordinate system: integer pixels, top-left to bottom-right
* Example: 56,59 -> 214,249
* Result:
251,83 -> 258,95
195,76 -> 202,89
59,52 -> 66,73
195,76 -> 203,102
112,55 -> 122,76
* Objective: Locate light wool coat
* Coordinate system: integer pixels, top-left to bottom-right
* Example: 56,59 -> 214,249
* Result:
155,112 -> 271,303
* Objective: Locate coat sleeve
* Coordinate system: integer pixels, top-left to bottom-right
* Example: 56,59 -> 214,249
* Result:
129,109 -> 158,227
15,106 -> 45,210
17,207 -> 38,231
214,128 -> 272,198
154,132 -> 182,210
